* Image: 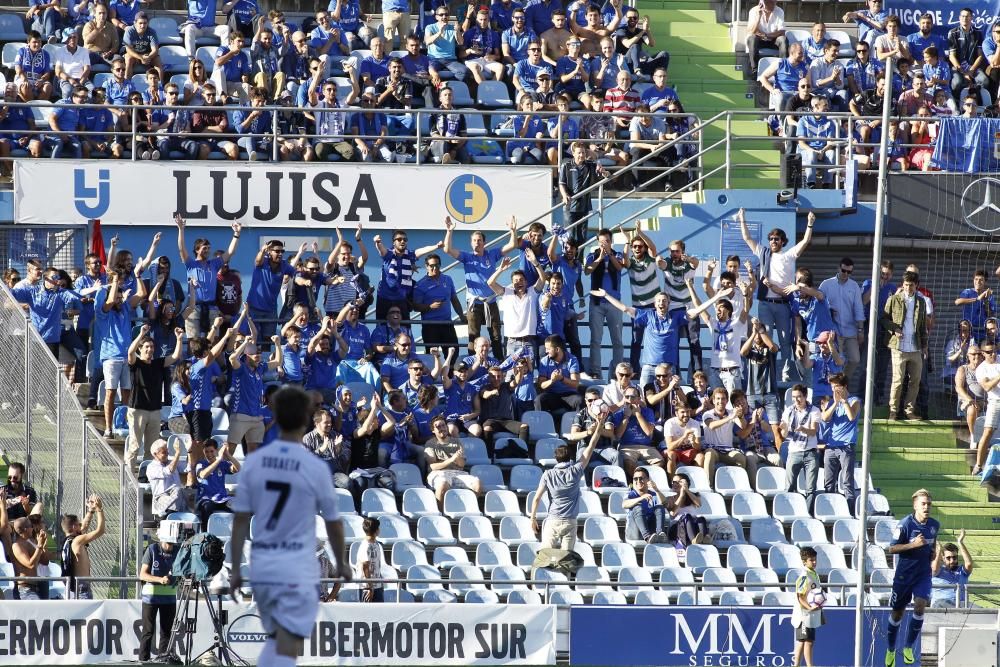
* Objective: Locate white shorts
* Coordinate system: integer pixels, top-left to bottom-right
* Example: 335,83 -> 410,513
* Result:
427,469 -> 479,491
103,358 -> 131,391
986,401 -> 1000,429
252,581 -> 321,639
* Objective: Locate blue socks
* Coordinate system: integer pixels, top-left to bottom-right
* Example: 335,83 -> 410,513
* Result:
906,613 -> 924,648
887,616 -> 901,648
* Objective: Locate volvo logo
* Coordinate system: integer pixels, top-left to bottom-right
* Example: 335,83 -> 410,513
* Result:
962,177 -> 1000,233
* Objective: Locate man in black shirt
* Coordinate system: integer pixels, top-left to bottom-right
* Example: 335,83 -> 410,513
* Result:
781,75 -> 813,139
569,386 -> 617,465
478,365 -> 529,456
558,141 -> 607,245
124,324 -> 185,465
1,462 -> 38,521
614,10 -> 669,82
849,72 -> 894,157
374,58 -> 415,153
948,7 -> 988,98
643,362 -> 684,423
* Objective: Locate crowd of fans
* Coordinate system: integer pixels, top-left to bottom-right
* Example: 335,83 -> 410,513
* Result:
3,205 -> 932,554
752,4 -> 1000,182
0,0 -> 700,172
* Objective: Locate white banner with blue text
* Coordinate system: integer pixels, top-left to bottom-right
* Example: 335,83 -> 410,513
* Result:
14,161 -> 552,230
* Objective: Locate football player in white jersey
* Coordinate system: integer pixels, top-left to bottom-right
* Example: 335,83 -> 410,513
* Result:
229,386 -> 351,666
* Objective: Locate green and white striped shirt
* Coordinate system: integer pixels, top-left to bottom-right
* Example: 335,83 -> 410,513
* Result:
628,255 -> 661,308
664,260 -> 696,309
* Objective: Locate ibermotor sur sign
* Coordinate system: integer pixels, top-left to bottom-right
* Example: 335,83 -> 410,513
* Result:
0,601 -> 556,665
14,162 -> 552,230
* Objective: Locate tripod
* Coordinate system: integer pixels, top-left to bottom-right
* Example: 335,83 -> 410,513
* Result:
165,576 -> 249,666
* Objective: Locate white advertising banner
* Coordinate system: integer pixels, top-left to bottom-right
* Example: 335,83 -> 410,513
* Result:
13,162 -> 552,230
0,600 -> 557,665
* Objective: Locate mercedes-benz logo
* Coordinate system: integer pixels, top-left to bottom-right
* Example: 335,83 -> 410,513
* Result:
962,177 -> 1000,233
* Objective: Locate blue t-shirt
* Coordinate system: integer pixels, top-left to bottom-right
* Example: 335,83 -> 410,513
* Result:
380,354 -> 412,388
14,47 -> 51,83
371,325 -> 411,362
513,59 -> 553,92
247,260 -> 295,312
187,0 -> 218,28
185,256 -> 224,303
228,0 -> 258,23
123,24 -> 159,52
907,32 -> 947,62
378,250 -> 417,301
552,257 -> 581,294
306,350 -> 341,390
519,240 -> 550,286
825,396 -> 859,448
959,288 -> 995,332
215,45 -> 251,82
94,289 -> 132,361
538,352 -> 580,395
892,514 -> 940,584
190,358 -> 221,410
524,0 -> 560,35
168,382 -> 191,419
634,308 -> 686,368
444,380 -> 477,416
931,565 -> 971,606
340,321 -> 371,360
79,107 -> 114,143
11,285 -> 78,344
50,100 -> 81,138
458,248 -> 503,300
281,344 -> 304,382
310,24 -> 349,52
412,404 -> 445,440
399,376 -> 433,408
640,84 -> 678,110
425,23 -> 459,60
555,56 -> 590,96
502,27 -> 537,61
194,458 -> 233,503
414,275 -> 457,322
359,55 -> 391,83
790,292 -> 836,341
230,361 -> 265,417
105,77 -> 135,105
73,273 -> 104,331
612,406 -> 655,447
328,0 -> 364,31
626,486 -> 660,517
810,352 -> 842,399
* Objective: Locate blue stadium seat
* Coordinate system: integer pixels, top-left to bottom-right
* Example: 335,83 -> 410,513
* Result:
693,492 -> 728,521
385,589 -> 416,603
873,518 -> 899,548
813,493 -> 852,525
494,437 -> 531,466
390,463 -> 424,493
467,138 -> 505,164
532,567 -> 568,592
832,518 -> 860,548
342,515 -> 365,543
772,492 -> 811,525
476,80 -> 513,108
767,544 -> 802,577
749,518 -> 789,549
676,465 -> 711,492
194,46 -> 216,73
534,438 -> 565,467
0,15 -> 27,42
521,410 -> 558,442
375,514 -> 411,544
813,543 -> 848,577
459,437 -> 492,465
719,591 -> 756,606
207,512 -> 234,538
658,567 -> 695,601
463,111 -> 487,138
420,589 -> 456,603
149,17 -> 182,45
1,43 -> 26,69
444,80 -> 474,106
515,542 -> 542,571
470,464 -> 506,491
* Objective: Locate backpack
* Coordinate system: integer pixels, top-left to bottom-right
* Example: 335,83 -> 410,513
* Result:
172,532 -> 226,581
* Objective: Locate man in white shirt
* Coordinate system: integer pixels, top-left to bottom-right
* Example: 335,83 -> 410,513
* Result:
487,253 -> 546,359
780,384 -> 821,510
973,343 -> 1000,475
229,386 -> 351,667
686,282 -> 747,394
55,32 -> 93,100
739,208 -> 814,382
746,0 -> 787,69
819,257 -> 866,391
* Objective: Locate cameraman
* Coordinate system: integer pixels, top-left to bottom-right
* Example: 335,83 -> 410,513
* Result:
138,525 -> 179,662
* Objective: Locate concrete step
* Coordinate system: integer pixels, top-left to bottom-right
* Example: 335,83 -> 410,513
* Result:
665,35 -> 736,54
669,62 -> 745,82
661,21 -> 729,38
645,8 -> 719,22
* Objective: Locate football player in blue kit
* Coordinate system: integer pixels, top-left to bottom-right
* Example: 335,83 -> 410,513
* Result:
885,488 -> 939,667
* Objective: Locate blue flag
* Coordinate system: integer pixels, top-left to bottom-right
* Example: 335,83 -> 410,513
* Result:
930,117 -> 1000,172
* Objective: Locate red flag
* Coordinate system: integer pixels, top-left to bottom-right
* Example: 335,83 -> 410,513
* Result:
90,219 -> 106,265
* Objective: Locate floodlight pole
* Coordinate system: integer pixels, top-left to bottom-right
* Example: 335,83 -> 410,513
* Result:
855,64 -> 895,667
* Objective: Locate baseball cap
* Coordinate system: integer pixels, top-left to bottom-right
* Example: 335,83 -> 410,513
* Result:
536,71 -> 551,79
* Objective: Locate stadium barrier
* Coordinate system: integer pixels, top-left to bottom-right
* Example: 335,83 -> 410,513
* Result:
0,285 -> 142,600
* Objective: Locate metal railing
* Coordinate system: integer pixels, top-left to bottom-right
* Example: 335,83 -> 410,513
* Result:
0,284 -> 141,600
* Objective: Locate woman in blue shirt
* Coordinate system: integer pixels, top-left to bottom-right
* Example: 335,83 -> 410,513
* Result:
193,440 -> 240,530
507,94 -> 546,164
167,361 -> 193,435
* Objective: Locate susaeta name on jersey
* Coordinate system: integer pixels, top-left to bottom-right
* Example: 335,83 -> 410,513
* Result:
13,162 -> 551,230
